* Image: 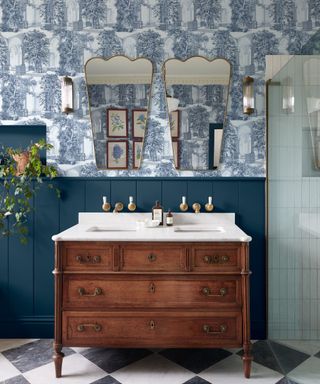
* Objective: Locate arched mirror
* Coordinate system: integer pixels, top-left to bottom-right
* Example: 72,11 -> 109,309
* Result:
85,56 -> 153,169
163,57 -> 231,170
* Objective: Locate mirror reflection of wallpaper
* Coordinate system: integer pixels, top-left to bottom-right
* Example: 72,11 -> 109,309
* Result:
172,84 -> 227,170
87,83 -> 150,169
1,0 -> 319,176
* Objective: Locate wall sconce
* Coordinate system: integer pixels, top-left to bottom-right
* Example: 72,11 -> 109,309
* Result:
282,76 -> 294,113
61,76 -> 74,114
166,94 -> 180,113
243,76 -> 254,115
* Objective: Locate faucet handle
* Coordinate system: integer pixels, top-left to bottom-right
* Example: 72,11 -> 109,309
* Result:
128,196 -> 136,212
192,202 -> 201,214
205,196 -> 214,212
102,196 -> 111,212
113,202 -> 124,213
180,196 -> 188,212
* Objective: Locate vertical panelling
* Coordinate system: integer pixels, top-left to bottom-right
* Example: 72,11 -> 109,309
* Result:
187,181 -> 213,210
162,180 -> 188,211
34,181 -> 59,316
239,180 -> 266,339
212,181 -> 239,215
110,180 -> 136,212
8,196 -> 34,316
0,221 -> 9,318
59,180 -> 86,230
136,180 -> 162,211
85,180 -> 111,212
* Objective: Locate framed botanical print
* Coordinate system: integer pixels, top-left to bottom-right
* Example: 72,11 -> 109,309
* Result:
133,140 -> 143,169
170,110 -> 179,138
107,108 -> 128,138
172,140 -> 179,169
132,109 -> 147,139
107,140 -> 128,169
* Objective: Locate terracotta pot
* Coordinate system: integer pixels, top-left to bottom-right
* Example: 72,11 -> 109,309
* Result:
12,151 -> 30,176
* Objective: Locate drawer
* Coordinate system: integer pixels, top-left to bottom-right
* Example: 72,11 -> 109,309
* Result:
62,311 -> 242,347
120,245 -> 187,272
63,275 -> 242,309
62,243 -> 114,271
191,244 -> 242,272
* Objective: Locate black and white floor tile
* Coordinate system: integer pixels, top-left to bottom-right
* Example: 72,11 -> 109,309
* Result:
0,339 -> 319,384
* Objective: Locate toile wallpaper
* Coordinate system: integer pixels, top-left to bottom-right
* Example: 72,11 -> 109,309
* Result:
0,0 -> 318,177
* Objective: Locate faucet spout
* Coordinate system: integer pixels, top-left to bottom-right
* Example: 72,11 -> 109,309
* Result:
113,202 -> 124,213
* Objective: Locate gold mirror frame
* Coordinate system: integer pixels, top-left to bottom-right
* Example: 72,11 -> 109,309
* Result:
162,56 -> 232,171
84,55 -> 154,170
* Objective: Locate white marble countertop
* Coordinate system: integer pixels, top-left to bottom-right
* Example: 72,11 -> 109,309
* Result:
52,213 -> 252,242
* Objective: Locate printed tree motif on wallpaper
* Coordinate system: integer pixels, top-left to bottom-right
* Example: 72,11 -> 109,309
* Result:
23,31 -> 49,73
252,30 -> 279,71
194,0 -> 221,29
286,30 -> 310,55
40,0 -> 66,30
309,0 -> 320,26
251,119 -> 265,160
0,36 -> 8,70
170,30 -> 201,59
268,0 -> 297,31
142,119 -> 165,162
80,0 -> 106,29
119,84 -> 135,105
172,85 -> 193,107
230,0 -> 255,32
220,121 -> 239,163
40,73 -> 61,116
97,30 -> 123,56
188,105 -> 209,139
155,161 -> 178,177
153,0 -> 182,31
0,74 -> 26,120
115,0 -> 144,32
210,30 -> 238,65
137,30 -> 164,66
1,0 -> 26,32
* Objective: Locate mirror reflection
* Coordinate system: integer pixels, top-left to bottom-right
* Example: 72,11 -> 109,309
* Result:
164,57 -> 231,170
85,56 -> 153,169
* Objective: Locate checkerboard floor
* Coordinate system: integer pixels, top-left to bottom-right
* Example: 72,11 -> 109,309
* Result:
0,339 -> 319,384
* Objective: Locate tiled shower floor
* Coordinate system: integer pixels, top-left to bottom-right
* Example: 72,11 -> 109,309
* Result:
0,339 -> 319,384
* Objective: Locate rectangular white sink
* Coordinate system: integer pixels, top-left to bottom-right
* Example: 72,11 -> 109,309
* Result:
174,225 -> 224,233
86,226 -> 136,232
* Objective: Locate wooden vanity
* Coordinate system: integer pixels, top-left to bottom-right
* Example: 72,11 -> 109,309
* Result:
53,239 -> 252,378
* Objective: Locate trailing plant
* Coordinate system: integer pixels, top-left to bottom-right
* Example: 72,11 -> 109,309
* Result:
0,139 -> 60,244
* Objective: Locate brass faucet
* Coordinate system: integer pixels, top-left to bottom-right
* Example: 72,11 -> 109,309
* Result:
102,196 -> 111,212
180,196 -> 188,212
113,202 -> 124,213
205,196 -> 214,212
128,196 -> 136,211
192,203 -> 201,214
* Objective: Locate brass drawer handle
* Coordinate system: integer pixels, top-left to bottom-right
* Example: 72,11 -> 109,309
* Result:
203,324 -> 227,334
148,253 -> 157,262
78,287 -> 102,297
202,287 -> 227,297
77,323 -> 102,332
75,255 -> 101,264
203,255 -> 229,264
149,320 -> 156,330
149,282 -> 156,293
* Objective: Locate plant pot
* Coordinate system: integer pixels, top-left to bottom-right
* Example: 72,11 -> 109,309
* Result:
12,151 -> 30,176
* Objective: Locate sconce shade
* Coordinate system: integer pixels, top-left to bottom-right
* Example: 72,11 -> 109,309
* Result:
282,76 -> 294,113
166,96 -> 180,113
243,76 -> 254,115
61,76 -> 74,114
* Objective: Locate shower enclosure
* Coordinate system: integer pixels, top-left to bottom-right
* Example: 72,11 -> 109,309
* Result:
268,55 -> 320,340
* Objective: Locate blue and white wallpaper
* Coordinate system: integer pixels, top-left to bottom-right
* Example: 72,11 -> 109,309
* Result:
0,0 -> 318,177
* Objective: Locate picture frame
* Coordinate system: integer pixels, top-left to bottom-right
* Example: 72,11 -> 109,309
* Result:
172,140 -> 180,169
132,109 -> 147,139
106,140 -> 128,169
107,108 -> 128,138
133,140 -> 143,169
170,110 -> 180,138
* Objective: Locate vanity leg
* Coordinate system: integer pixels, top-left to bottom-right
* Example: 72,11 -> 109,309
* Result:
242,342 -> 253,378
53,344 -> 64,378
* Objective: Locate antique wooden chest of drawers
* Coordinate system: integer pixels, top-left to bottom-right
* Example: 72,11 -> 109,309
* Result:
53,241 -> 252,378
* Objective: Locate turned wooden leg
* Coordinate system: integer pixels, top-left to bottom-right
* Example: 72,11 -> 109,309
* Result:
53,344 -> 64,378
242,342 -> 253,378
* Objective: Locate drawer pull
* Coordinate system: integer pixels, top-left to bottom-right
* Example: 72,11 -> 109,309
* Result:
203,255 -> 229,264
149,320 -> 156,330
148,253 -> 157,262
149,282 -> 156,293
78,287 -> 102,297
77,323 -> 102,332
202,287 -> 227,297
203,324 -> 227,334
76,255 -> 101,264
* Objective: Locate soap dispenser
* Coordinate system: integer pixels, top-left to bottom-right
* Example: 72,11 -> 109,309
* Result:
102,196 -> 111,212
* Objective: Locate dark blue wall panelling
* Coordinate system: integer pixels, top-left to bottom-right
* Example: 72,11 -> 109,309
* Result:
0,177 -> 266,339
